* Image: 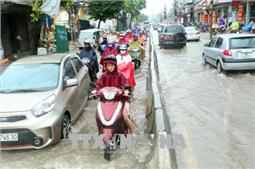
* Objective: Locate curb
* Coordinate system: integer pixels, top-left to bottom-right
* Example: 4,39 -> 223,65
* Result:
146,32 -> 172,169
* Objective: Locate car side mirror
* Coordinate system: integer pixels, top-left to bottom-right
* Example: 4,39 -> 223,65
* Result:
65,78 -> 79,88
204,43 -> 209,47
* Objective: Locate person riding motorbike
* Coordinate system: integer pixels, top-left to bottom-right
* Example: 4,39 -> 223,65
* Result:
212,22 -> 218,35
98,34 -> 108,54
128,34 -> 145,60
138,31 -> 146,46
230,20 -> 240,33
78,39 -> 99,82
116,44 -> 136,89
218,17 -> 226,33
118,33 -> 128,46
91,55 -> 136,137
100,37 -> 119,66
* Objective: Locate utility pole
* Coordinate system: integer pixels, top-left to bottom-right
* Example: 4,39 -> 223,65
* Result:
0,1 -> 3,59
209,0 -> 214,40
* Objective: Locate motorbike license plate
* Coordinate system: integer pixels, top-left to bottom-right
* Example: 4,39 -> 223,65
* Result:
0,133 -> 18,142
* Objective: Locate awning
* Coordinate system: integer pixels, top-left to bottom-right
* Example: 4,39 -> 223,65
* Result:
3,0 -> 31,6
40,0 -> 61,17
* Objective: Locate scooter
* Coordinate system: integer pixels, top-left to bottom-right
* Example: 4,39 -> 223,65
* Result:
130,48 -> 142,70
94,87 -> 129,161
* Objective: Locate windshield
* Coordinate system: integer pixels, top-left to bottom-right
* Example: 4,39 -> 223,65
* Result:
164,25 -> 184,33
185,27 -> 196,32
230,37 -> 255,49
0,63 -> 60,93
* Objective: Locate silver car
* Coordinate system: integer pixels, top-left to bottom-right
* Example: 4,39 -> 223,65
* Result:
203,34 -> 255,73
0,53 -> 90,149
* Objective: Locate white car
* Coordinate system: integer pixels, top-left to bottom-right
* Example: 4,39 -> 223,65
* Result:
203,34 -> 255,73
78,29 -> 102,49
185,26 -> 200,41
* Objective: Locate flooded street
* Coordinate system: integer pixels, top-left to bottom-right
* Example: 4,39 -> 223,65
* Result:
152,30 -> 255,169
0,57 -> 153,169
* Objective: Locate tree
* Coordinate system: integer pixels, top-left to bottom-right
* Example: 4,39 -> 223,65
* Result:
124,0 -> 146,25
88,0 -> 124,29
136,13 -> 148,23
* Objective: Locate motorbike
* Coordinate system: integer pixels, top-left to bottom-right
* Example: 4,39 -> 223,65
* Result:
212,28 -> 218,36
130,48 -> 142,70
93,87 -> 129,161
218,25 -> 226,33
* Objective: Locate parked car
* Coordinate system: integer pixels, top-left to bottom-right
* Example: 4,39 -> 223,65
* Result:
159,24 -> 187,48
185,26 -> 200,41
0,53 -> 90,150
78,28 -> 102,49
203,34 -> 255,73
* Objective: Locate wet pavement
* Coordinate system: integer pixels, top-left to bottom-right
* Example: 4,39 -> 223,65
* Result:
152,31 -> 255,169
0,51 -> 154,169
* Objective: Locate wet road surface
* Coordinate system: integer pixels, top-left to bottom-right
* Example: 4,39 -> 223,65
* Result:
152,31 -> 255,169
0,53 -> 154,169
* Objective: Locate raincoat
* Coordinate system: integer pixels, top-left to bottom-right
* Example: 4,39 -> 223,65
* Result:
116,52 -> 136,88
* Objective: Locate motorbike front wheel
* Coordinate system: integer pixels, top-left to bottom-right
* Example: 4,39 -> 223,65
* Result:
104,144 -> 111,161
133,60 -> 141,70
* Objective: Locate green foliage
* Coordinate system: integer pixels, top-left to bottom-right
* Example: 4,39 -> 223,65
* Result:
136,13 -> 148,23
30,0 -> 43,23
88,0 -> 124,22
60,0 -> 73,10
124,0 -> 146,19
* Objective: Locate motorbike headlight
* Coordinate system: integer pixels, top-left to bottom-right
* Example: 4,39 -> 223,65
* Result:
103,90 -> 117,100
31,95 -> 56,117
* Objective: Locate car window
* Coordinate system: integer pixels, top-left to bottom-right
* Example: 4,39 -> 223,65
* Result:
185,27 -> 196,32
0,64 -> 60,92
215,38 -> 223,48
64,59 -> 76,79
209,38 -> 217,47
164,25 -> 184,33
230,37 -> 255,49
71,57 -> 83,73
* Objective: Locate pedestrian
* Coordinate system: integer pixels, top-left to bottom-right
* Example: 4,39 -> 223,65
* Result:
12,34 -> 23,60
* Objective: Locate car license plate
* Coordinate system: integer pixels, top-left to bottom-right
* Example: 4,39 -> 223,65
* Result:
0,133 -> 18,142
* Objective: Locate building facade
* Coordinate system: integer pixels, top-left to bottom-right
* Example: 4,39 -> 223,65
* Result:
175,0 -> 255,27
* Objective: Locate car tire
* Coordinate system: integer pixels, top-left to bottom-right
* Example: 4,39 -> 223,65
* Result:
202,54 -> 207,65
61,114 -> 71,139
217,61 -> 225,74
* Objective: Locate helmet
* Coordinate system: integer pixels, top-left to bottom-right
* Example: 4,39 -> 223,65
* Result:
84,39 -> 91,44
108,37 -> 115,44
104,55 -> 117,65
119,44 -> 127,50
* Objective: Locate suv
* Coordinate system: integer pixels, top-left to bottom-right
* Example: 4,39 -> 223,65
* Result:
159,24 -> 187,48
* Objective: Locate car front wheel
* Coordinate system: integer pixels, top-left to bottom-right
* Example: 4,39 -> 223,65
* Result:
61,114 -> 71,139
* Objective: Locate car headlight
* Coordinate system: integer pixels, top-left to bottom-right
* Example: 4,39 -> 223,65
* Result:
32,95 -> 56,117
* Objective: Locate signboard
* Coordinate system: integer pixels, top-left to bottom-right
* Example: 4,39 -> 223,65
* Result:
237,4 -> 244,21
212,10 -> 217,23
55,25 -> 69,53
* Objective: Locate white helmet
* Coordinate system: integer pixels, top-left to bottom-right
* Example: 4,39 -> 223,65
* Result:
84,39 -> 91,44
108,37 -> 115,44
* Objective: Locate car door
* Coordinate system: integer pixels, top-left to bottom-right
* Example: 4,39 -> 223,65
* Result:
214,37 -> 224,65
70,56 -> 90,119
205,37 -> 218,65
62,58 -> 80,120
